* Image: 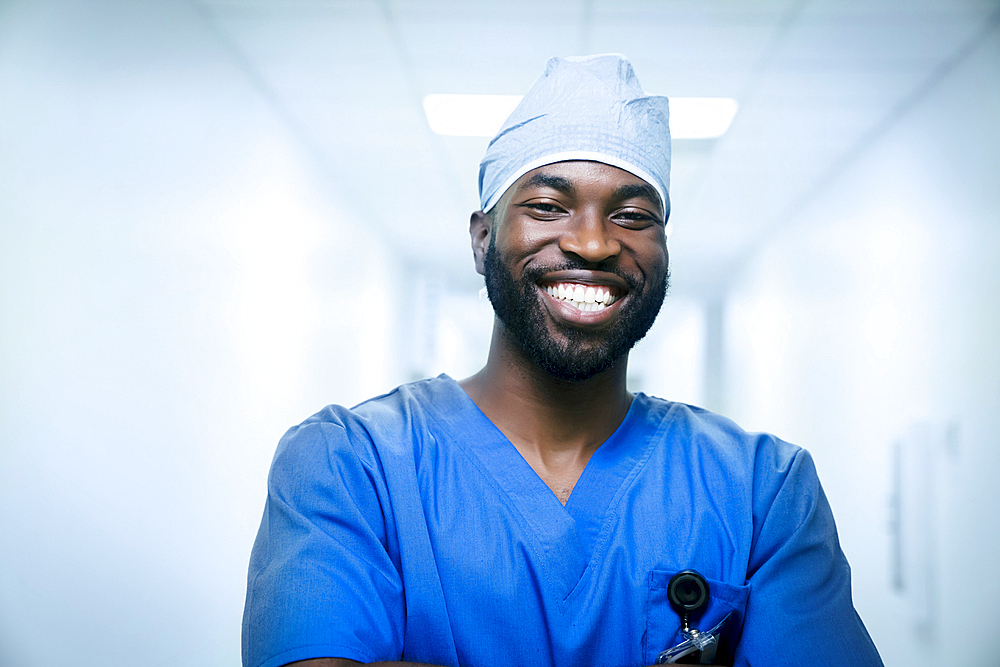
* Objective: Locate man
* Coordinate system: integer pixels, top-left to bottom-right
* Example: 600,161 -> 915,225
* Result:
242,55 -> 882,667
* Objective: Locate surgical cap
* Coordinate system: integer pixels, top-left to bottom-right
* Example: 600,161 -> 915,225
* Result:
478,54 -> 671,214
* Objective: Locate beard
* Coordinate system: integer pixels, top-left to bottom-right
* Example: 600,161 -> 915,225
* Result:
483,239 -> 669,382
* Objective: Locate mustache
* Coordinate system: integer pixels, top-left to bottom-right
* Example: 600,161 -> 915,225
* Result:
521,259 -> 642,291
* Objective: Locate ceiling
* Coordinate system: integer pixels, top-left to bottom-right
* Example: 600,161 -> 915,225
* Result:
194,0 -> 997,296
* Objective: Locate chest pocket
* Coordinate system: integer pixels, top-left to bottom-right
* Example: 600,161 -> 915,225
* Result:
643,570 -> 750,666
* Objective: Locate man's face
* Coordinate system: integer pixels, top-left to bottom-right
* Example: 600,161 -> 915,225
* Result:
477,160 -> 670,381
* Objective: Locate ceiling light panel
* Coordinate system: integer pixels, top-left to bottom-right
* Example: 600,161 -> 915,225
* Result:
423,94 -> 523,137
424,94 -> 738,139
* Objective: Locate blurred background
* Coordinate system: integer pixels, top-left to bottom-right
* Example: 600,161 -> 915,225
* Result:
1,0 -> 999,665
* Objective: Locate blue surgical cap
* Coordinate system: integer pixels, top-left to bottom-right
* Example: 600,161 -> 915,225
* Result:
478,54 -> 671,215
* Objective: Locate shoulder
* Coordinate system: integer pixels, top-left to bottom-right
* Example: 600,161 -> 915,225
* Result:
637,395 -> 809,478
635,395 -> 824,530
271,375 -> 460,472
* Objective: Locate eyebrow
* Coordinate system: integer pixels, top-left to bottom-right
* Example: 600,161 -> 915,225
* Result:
519,173 -> 575,194
518,171 -> 665,218
613,183 -> 661,209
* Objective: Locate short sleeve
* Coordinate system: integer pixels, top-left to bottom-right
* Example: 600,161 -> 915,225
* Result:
736,444 -> 883,666
242,418 -> 405,667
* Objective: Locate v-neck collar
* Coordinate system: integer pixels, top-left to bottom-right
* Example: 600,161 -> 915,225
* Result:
417,375 -> 662,597
562,401 -> 651,560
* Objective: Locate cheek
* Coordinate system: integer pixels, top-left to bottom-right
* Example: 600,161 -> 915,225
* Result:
496,229 -> 565,275
499,229 -> 550,256
630,238 -> 669,279
496,214 -> 566,251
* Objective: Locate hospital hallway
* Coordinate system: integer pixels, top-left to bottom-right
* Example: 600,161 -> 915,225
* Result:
1,1 -> 998,666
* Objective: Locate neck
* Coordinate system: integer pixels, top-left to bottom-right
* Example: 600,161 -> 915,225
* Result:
460,320 -> 634,460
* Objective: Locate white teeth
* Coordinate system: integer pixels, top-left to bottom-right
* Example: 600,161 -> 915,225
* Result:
544,283 -> 620,312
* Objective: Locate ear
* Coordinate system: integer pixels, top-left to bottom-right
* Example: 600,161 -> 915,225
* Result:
469,210 -> 492,276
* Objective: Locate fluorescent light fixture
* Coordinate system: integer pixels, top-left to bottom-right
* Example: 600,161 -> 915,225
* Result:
423,94 -> 738,139
667,97 -> 739,139
423,94 -> 523,137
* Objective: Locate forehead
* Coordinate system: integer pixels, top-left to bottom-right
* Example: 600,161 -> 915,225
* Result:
508,160 -> 663,212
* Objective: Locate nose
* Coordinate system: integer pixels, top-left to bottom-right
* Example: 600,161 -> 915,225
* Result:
558,209 -> 622,264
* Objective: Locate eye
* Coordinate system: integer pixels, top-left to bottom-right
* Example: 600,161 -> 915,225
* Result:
612,208 -> 660,229
519,201 -> 567,218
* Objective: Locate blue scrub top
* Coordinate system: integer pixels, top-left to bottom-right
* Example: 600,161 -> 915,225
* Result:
243,376 -> 882,667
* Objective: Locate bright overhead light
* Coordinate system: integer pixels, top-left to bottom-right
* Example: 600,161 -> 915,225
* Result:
423,94 -> 523,137
423,94 -> 738,139
667,97 -> 739,139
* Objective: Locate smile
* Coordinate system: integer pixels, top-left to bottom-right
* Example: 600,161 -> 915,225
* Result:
542,282 -> 621,312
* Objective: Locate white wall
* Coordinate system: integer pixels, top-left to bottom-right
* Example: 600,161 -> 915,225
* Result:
628,296 -> 708,408
723,26 -> 1000,667
0,2 -> 403,666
